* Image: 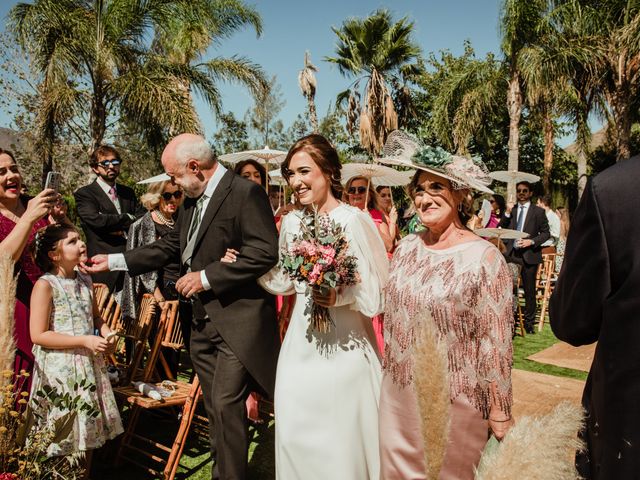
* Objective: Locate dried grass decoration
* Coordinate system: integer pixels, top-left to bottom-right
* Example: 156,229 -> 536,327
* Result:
0,253 -> 17,380
412,310 -> 451,480
475,401 -> 584,480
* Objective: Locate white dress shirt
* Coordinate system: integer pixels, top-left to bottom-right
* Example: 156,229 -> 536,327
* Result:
515,201 -> 531,231
542,209 -> 561,247
96,177 -> 122,214
108,163 -> 228,291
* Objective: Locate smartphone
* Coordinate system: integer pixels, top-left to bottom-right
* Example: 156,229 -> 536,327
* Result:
44,171 -> 62,193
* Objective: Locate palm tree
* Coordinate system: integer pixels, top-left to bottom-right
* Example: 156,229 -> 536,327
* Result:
298,51 -> 319,132
522,0 -> 605,197
499,0 -> 547,200
325,9 -> 423,155
9,0 -> 266,157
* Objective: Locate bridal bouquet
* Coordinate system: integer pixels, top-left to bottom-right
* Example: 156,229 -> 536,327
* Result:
280,210 -> 360,332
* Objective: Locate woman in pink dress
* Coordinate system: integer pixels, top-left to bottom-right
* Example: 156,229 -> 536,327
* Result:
0,148 -> 58,384
344,175 -> 394,353
378,132 -> 514,479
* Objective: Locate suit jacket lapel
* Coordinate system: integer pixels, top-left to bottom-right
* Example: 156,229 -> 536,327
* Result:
180,197 -> 197,249
90,180 -> 119,214
194,170 -> 233,247
523,204 -> 535,234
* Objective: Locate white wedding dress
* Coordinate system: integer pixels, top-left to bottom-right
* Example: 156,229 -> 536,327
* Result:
260,203 -> 389,480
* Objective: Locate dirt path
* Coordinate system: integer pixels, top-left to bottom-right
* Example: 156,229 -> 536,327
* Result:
511,369 -> 584,419
527,342 -> 596,372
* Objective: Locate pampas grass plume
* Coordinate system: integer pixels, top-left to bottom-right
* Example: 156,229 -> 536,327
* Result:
413,311 -> 451,480
475,401 -> 584,480
0,253 -> 17,380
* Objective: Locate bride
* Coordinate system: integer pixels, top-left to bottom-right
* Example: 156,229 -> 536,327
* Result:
258,134 -> 388,479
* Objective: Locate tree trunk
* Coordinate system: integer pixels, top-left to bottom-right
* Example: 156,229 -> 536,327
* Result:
90,84 -> 107,152
542,110 -> 554,194
308,97 -> 318,133
576,143 -> 588,199
506,71 -> 522,202
612,94 -> 632,161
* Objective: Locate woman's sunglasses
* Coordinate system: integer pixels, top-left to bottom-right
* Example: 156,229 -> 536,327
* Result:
162,191 -> 183,201
348,186 -> 367,194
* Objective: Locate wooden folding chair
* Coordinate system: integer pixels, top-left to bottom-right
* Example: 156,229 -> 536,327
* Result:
111,294 -> 158,385
115,301 -> 206,480
93,282 -> 110,311
536,254 -> 557,331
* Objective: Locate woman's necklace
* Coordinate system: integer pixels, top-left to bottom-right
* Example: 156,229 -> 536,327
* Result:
154,210 -> 175,228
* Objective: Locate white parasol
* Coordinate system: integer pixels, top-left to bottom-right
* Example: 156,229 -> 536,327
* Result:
489,170 -> 540,184
219,146 -> 287,191
474,228 -> 530,240
341,162 -> 414,187
137,172 -> 171,184
218,146 -> 287,165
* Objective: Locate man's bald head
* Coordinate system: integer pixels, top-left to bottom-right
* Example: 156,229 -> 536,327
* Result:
162,133 -> 216,170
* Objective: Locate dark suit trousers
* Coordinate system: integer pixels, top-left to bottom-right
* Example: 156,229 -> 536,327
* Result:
517,257 -> 539,329
190,313 -> 251,480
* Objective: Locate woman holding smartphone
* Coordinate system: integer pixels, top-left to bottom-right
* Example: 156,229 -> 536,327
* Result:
0,148 -> 59,384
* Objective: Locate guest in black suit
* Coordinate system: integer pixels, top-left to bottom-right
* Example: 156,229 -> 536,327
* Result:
85,134 -> 280,480
500,181 -> 550,333
550,156 -> 640,479
74,145 -> 144,293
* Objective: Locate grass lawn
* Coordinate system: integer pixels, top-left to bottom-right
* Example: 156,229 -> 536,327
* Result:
512,323 -> 588,381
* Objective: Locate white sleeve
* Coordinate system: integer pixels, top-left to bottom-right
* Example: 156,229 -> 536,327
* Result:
258,213 -> 296,296
108,253 -> 128,271
334,210 -> 389,317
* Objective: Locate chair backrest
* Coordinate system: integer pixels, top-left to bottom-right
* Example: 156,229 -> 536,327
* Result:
93,283 -> 110,311
120,293 -> 157,339
161,301 -> 183,350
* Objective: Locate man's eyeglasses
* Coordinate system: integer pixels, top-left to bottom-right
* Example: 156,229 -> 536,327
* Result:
517,188 -> 529,193
162,191 -> 183,201
97,159 -> 121,168
348,186 -> 367,194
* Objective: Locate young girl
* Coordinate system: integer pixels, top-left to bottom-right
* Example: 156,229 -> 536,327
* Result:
29,223 -> 123,463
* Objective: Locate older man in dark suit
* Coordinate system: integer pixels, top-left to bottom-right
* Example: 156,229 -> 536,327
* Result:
550,156 -> 640,479
86,134 -> 280,480
74,145 -> 144,293
500,181 -> 550,333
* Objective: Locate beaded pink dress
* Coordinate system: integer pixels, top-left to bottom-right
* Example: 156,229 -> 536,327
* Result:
379,233 -> 513,480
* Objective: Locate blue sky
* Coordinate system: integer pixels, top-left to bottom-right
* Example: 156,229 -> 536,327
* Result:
4,0 -> 560,146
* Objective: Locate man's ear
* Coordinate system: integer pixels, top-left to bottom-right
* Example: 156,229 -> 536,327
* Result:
187,159 -> 200,174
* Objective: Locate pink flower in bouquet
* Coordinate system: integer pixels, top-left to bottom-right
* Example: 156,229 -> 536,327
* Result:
308,262 -> 324,284
319,245 -> 336,264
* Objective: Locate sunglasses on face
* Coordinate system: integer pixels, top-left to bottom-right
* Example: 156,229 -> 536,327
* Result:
162,191 -> 183,201
348,186 -> 367,194
97,159 -> 121,168
517,189 -> 529,193
489,199 -> 496,204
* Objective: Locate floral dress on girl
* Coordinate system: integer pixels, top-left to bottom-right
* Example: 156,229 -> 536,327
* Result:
30,272 -> 123,456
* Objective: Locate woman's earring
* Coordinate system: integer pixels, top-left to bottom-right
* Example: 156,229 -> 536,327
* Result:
458,203 -> 463,212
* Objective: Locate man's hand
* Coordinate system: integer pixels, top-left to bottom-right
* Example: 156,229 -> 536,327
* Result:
82,254 -> 110,273
176,271 -> 205,298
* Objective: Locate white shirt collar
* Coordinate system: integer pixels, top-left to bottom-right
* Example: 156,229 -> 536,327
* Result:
96,176 -> 116,195
201,163 -> 228,199
517,201 -> 531,209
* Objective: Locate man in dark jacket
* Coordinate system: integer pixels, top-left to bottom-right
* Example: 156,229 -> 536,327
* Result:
500,181 -> 550,333
550,156 -> 640,479
85,134 -> 280,480
74,145 -> 144,293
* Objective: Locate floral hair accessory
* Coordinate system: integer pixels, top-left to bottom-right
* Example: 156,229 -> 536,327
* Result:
380,130 -> 493,194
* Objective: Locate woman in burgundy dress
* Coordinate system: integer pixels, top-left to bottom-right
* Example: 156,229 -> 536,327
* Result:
0,148 -> 58,384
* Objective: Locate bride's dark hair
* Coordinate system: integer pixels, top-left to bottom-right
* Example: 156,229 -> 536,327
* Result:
281,134 -> 343,199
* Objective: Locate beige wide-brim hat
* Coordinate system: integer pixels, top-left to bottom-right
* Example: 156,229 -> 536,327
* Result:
379,130 -> 494,194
